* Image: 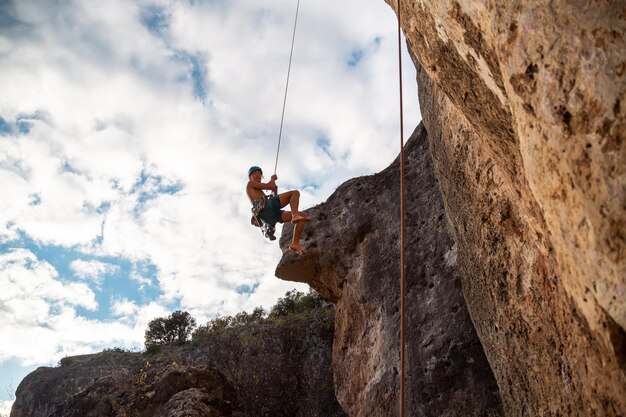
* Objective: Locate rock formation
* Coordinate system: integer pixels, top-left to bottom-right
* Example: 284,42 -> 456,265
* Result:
46,364 -> 239,417
279,1 -> 625,416
10,352 -> 145,417
11,353 -> 237,417
11,309 -> 345,417
183,308 -> 345,417
10,2 -> 624,416
400,0 -> 625,415
276,125 -> 502,417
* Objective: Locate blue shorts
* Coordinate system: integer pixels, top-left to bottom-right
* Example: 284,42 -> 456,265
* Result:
258,195 -> 284,226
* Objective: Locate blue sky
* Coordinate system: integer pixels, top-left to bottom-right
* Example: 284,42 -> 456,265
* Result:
0,0 -> 419,403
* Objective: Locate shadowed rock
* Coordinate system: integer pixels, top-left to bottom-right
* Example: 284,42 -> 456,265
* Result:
11,310 -> 345,417
43,365 -> 237,417
382,0 -> 626,415
277,125 -> 502,417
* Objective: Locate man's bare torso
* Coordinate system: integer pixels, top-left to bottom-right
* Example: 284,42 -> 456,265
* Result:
246,181 -> 265,203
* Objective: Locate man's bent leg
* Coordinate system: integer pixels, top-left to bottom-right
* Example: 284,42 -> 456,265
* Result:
278,191 -> 298,210
279,191 -> 308,224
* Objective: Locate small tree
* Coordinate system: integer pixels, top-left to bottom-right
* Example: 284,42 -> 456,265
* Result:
145,310 -> 196,350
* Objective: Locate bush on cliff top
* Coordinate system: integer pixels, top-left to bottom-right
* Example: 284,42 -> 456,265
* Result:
144,289 -> 330,351
192,289 -> 330,341
145,310 -> 197,352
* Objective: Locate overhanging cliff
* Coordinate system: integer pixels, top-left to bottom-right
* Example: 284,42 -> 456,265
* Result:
276,125 -> 502,417
400,0 -> 625,415
277,1 -> 625,416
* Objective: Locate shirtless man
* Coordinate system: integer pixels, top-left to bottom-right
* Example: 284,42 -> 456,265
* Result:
246,166 -> 309,255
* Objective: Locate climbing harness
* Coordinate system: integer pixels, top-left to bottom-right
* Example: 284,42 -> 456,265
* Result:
251,196 -> 267,219
396,0 -> 407,416
273,0 -> 301,176
251,196 -> 277,241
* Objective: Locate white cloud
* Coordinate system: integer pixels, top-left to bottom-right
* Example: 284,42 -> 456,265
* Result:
110,298 -> 171,329
129,268 -> 154,287
0,250 -> 170,365
70,259 -> 120,285
0,250 -> 104,363
110,297 -> 139,317
0,249 -> 97,314
0,400 -> 13,417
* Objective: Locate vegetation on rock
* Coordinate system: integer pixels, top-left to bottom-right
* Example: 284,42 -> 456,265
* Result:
12,289 -> 344,417
191,289 -> 330,340
145,310 -> 197,352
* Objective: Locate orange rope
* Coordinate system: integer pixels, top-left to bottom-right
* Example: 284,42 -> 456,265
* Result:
397,0 -> 406,416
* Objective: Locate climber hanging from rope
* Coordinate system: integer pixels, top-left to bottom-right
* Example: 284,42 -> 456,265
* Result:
246,166 -> 309,255
245,1 -> 308,254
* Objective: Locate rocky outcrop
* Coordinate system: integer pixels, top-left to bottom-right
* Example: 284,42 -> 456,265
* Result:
184,308 -> 345,417
11,309 -> 344,417
277,1 -> 625,415
11,352 -> 144,417
415,57 -> 626,416
46,365 -> 238,417
11,353 -> 237,417
276,125 -> 502,417
398,1 -> 624,415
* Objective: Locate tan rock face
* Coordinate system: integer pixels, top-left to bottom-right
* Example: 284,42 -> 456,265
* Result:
386,0 -> 625,415
276,127 -> 501,417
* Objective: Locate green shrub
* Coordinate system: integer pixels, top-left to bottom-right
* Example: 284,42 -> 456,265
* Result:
145,310 -> 196,350
191,289 -> 330,341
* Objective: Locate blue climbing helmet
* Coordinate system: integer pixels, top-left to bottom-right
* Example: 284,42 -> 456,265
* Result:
248,166 -> 262,177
